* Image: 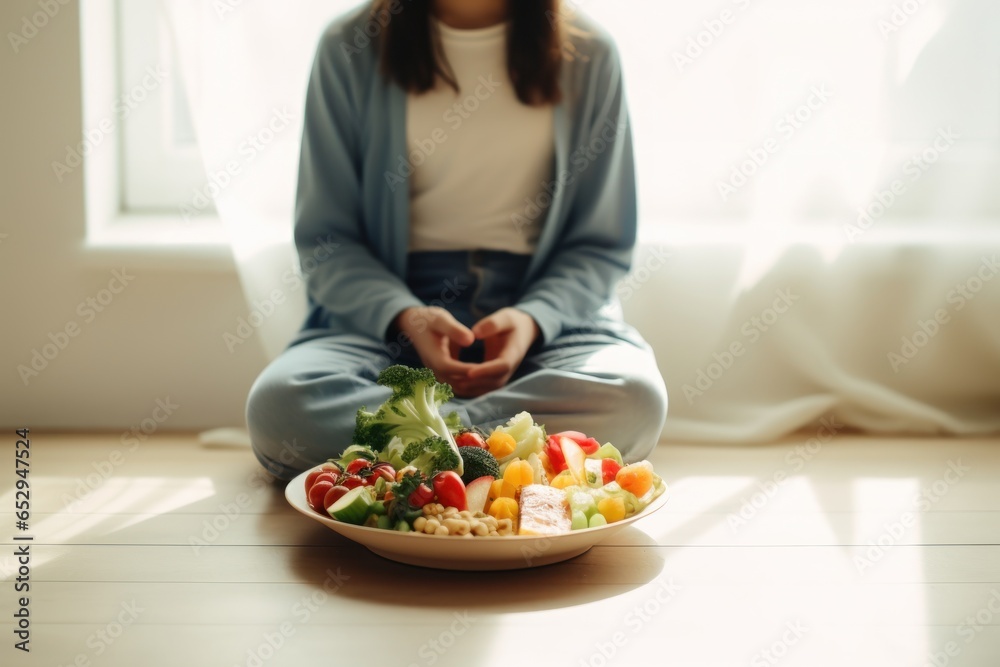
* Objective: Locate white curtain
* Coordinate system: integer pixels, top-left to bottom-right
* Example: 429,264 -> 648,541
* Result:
164,0 -> 1000,442
163,0 -> 324,360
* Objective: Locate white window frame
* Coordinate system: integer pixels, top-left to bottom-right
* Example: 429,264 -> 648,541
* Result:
80,0 -> 230,271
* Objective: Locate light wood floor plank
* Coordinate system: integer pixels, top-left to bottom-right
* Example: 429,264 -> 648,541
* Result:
0,431 -> 997,667
13,580 -> 1000,627
5,543 -> 999,585
9,509 -> 1000,547
1,622 -> 998,667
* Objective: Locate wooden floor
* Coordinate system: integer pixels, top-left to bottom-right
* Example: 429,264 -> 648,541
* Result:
2,431 -> 999,666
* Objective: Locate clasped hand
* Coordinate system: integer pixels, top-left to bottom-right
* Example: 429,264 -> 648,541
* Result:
394,306 -> 539,398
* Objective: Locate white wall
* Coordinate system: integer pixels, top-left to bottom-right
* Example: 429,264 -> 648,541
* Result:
1,0 -> 268,432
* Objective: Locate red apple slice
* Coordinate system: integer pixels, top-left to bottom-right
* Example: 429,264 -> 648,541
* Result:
561,437 -> 587,485
465,476 -> 495,514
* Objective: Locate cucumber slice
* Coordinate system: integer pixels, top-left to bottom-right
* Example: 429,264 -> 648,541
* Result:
569,491 -> 597,518
328,486 -> 375,525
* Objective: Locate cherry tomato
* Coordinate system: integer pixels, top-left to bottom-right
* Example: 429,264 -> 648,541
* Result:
455,431 -> 487,449
345,458 -> 371,475
312,472 -> 339,488
601,458 -> 622,486
339,474 -> 365,490
432,471 -> 467,511
545,435 -> 568,473
307,480 -> 335,512
323,485 -> 350,510
408,483 -> 434,508
305,469 -> 323,492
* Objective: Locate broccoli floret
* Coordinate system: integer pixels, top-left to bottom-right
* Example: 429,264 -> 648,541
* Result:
401,436 -> 461,476
458,447 -> 501,485
351,365 -> 464,475
443,410 -> 463,434
378,365 -> 454,406
353,406 -> 395,450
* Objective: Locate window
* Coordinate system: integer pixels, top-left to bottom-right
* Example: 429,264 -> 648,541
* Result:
115,0 -> 212,214
87,0 -> 1000,242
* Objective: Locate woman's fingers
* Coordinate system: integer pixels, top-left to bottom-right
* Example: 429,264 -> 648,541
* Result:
465,357 -> 511,379
451,375 -> 505,398
471,309 -> 513,340
434,356 -> 479,379
423,341 -> 475,378
427,308 -> 475,347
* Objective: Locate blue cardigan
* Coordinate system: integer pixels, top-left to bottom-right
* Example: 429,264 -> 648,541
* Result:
294,5 -> 637,345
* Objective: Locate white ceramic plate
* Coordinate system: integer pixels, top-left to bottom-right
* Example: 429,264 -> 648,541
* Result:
285,470 -> 669,570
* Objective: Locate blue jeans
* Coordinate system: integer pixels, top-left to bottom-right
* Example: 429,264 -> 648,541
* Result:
247,250 -> 668,480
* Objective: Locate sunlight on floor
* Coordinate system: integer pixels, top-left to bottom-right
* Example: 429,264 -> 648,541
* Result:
0,476 -> 216,579
852,477 -> 928,663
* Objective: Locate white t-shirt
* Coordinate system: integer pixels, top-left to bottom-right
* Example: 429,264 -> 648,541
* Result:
406,19 -> 554,254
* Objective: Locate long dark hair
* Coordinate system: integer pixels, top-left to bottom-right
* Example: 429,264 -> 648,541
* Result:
373,0 -> 566,105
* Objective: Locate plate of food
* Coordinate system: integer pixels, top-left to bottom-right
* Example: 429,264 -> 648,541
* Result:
284,365 -> 669,570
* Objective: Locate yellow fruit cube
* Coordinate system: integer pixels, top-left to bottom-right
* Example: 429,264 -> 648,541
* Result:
549,471 -> 577,490
487,431 -> 516,459
503,459 -> 534,488
597,496 -> 626,523
488,497 -> 518,522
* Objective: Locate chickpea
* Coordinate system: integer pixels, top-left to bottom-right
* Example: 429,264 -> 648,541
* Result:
443,518 -> 470,535
413,516 -> 427,532
434,525 -> 449,536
